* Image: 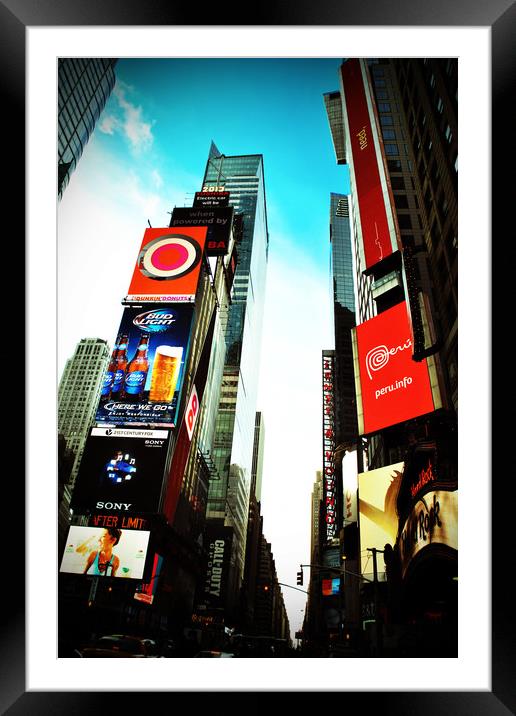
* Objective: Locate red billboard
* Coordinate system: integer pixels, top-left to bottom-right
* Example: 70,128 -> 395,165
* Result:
352,302 -> 438,435
340,59 -> 399,272
126,226 -> 207,303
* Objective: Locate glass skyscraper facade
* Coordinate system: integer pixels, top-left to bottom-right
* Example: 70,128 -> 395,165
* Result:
203,143 -> 269,595
330,193 -> 355,313
58,58 -> 117,198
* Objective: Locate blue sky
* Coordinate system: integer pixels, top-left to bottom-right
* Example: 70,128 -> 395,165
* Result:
59,57 -> 352,641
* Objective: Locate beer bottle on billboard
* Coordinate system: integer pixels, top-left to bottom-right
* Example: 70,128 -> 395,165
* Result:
122,334 -> 150,402
100,337 -> 119,403
110,333 -> 129,400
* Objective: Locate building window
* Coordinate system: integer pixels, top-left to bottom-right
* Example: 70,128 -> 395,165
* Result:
374,79 -> 386,87
387,159 -> 402,172
397,214 -> 412,229
391,176 -> 405,190
382,129 -> 396,140
445,125 -> 453,143
437,97 -> 444,113
378,102 -> 391,112
394,194 -> 409,209
384,143 -> 399,155
380,115 -> 393,126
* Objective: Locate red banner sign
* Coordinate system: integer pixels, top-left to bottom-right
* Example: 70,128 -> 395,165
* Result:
353,302 -> 436,435
341,59 -> 399,271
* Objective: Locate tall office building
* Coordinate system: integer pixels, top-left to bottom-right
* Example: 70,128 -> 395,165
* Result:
251,412 -> 265,502
58,337 -> 110,489
324,58 -> 458,656
58,58 -> 117,198
203,143 -> 269,614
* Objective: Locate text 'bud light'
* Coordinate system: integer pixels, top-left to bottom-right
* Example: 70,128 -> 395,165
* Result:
133,309 -> 176,333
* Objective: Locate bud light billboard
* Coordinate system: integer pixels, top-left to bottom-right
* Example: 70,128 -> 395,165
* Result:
95,303 -> 194,427
70,427 -> 170,515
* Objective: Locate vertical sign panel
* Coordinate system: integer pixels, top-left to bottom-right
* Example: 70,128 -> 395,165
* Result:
322,352 -> 337,542
341,59 -> 399,272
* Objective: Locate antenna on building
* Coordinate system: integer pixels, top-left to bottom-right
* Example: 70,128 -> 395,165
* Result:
147,219 -> 152,228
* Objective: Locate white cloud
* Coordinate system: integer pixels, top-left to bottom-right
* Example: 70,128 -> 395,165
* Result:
151,169 -> 164,190
98,115 -> 120,135
110,81 -> 155,152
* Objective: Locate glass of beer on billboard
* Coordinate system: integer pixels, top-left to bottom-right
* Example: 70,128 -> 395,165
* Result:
149,346 -> 183,403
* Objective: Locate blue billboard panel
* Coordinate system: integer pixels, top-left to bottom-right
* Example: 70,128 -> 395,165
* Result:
95,303 -> 194,427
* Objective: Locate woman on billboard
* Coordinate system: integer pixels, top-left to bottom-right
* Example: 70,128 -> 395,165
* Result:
83,527 -> 121,577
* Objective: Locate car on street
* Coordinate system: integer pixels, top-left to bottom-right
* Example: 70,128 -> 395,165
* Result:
193,650 -> 235,658
75,634 -> 160,657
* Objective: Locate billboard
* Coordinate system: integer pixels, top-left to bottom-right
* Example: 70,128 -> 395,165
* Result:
95,303 -> 194,427
126,226 -> 207,303
340,59 -> 400,272
342,448 -> 358,525
134,553 -> 163,604
70,427 -> 170,514
398,489 -> 458,578
201,525 -> 233,610
352,301 -> 439,435
322,352 -> 337,542
322,578 -> 341,596
60,525 -> 150,579
358,462 -> 405,578
170,207 -> 234,257
193,190 -> 230,208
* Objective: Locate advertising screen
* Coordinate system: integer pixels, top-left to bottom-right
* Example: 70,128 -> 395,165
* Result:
95,303 -> 194,427
70,427 -> 170,514
352,301 -> 437,435
342,449 -> 358,525
398,489 -> 458,578
126,226 -> 207,302
358,462 -> 404,578
322,578 -> 341,596
322,352 -> 337,542
193,191 -> 230,208
60,525 -> 150,580
134,553 -> 163,604
340,59 -> 399,272
170,207 -> 234,256
200,525 -> 233,610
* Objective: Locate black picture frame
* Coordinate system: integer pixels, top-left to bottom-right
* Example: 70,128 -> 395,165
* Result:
11,0 -> 509,712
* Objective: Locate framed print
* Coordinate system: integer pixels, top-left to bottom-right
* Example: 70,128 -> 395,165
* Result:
15,1 -> 510,713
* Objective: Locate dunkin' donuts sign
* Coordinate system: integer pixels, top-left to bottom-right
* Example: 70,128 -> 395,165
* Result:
352,302 -> 437,435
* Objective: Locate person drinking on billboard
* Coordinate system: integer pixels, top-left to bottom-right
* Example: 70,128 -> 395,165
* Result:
83,528 -> 121,577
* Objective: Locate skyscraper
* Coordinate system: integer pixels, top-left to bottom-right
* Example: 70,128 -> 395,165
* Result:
58,58 -> 117,198
203,143 -> 269,614
58,337 -> 110,489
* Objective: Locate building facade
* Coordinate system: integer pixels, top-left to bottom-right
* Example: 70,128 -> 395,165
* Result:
324,58 -> 458,657
58,337 -> 110,490
58,59 -> 117,198
203,144 -> 269,616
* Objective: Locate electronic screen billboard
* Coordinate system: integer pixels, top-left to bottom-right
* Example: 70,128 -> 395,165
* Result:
358,462 -> 404,578
352,301 -> 438,435
322,578 -> 341,596
170,206 -> 234,256
95,303 -> 194,427
340,59 -> 399,272
70,427 -> 170,514
126,226 -> 207,303
60,525 -> 150,580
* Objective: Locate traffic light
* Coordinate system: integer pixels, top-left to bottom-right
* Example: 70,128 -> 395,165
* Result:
297,568 -> 303,586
